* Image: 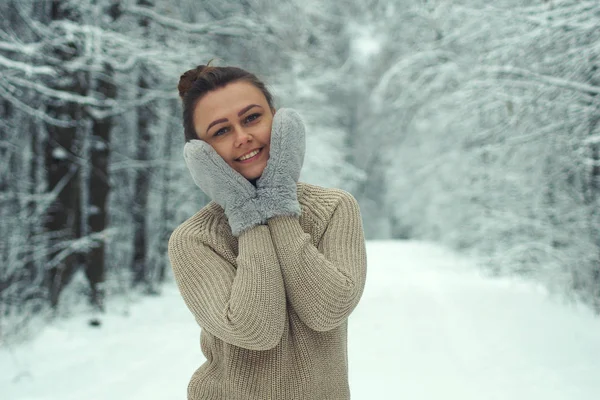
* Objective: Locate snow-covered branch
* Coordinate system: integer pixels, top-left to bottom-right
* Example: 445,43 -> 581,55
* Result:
88,89 -> 178,120
372,49 -> 456,103
477,65 -> 600,96
0,41 -> 40,55
109,159 -> 181,172
0,81 -> 78,127
491,0 -> 598,18
0,55 -> 56,76
124,5 -> 268,36
45,228 -> 119,270
454,2 -> 600,30
6,76 -> 117,107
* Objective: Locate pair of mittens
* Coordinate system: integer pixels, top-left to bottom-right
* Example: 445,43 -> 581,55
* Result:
183,108 -> 306,236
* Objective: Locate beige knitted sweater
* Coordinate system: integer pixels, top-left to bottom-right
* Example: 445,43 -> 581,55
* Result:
168,182 -> 367,400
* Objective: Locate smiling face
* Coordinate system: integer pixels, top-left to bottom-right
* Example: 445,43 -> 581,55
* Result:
193,81 -> 274,180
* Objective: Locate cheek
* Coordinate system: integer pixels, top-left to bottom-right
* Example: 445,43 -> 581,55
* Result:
248,122 -> 271,144
210,143 -> 230,160
262,120 -> 273,143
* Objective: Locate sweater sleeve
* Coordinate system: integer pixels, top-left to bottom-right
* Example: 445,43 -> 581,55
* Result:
168,224 -> 286,351
267,191 -> 367,332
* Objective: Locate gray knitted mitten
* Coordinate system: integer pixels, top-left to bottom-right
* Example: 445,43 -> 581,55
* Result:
257,108 -> 306,220
184,140 -> 264,236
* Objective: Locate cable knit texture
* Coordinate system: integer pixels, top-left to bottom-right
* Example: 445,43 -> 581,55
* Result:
168,182 -> 367,400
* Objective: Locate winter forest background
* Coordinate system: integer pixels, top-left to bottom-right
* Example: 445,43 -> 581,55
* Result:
1,0 -> 599,342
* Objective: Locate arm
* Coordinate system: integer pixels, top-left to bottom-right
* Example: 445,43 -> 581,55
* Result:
168,224 -> 286,350
267,192 -> 367,332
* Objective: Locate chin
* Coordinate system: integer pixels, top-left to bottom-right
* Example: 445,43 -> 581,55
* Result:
242,166 -> 266,181
244,174 -> 260,181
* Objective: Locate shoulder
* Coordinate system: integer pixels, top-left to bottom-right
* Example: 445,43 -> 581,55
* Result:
168,201 -> 230,252
298,182 -> 361,224
168,202 -> 239,273
299,182 -> 359,208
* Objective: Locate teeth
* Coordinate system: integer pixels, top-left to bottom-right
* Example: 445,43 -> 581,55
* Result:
239,149 -> 260,161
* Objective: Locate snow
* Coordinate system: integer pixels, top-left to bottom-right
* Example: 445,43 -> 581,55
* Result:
51,147 -> 69,160
2,241 -> 599,400
349,23 -> 382,63
93,140 -> 107,151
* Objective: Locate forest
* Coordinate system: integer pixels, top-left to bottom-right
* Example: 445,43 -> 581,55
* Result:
1,0 -> 599,341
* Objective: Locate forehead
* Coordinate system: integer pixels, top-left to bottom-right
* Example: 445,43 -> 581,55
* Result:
194,81 -> 267,126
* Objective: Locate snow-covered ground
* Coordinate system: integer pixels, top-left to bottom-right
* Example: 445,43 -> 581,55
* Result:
2,241 -> 600,400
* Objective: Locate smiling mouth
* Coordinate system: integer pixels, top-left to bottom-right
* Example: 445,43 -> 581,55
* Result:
236,148 -> 262,162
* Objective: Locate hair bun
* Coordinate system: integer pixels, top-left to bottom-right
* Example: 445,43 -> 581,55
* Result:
178,66 -> 203,98
178,64 -> 217,99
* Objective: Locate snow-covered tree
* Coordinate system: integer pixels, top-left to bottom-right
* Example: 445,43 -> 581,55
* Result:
366,0 -> 600,309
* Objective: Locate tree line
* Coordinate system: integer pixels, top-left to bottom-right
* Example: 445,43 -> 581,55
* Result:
1,0 -> 599,342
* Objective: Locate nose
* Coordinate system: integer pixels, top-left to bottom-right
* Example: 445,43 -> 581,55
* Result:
233,125 -> 252,147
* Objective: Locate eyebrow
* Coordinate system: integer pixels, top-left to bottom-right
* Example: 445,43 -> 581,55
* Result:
205,104 -> 263,135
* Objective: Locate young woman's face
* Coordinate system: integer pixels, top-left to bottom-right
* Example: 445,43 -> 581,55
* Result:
193,81 -> 274,180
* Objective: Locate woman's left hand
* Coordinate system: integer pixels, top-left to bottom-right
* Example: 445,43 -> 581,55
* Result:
256,108 -> 306,220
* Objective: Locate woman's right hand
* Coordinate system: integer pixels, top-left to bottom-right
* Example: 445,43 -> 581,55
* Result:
183,140 -> 265,236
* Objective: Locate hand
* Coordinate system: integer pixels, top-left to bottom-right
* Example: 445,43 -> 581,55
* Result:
257,108 -> 306,220
184,140 -> 264,236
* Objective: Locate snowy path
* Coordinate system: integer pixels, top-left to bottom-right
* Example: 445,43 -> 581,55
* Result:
351,242 -> 600,400
2,241 -> 600,400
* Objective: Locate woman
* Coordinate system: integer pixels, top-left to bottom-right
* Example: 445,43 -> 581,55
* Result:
168,64 -> 367,400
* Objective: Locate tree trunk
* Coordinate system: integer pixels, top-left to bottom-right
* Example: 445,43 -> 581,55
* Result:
130,0 -> 155,289
588,67 -> 600,312
85,64 -> 116,312
44,1 -> 84,308
131,68 -> 152,288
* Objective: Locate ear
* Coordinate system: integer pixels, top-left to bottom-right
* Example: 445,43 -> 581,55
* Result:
271,107 -> 277,116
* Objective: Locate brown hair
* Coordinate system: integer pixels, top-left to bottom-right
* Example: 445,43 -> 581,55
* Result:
178,63 -> 274,142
